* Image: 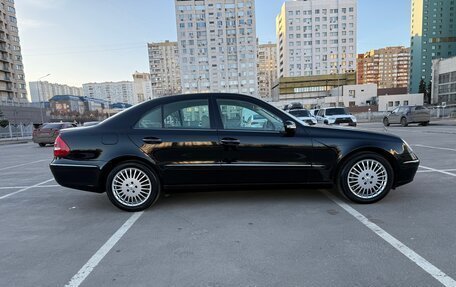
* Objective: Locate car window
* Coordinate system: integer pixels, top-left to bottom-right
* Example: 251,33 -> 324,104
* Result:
289,110 -> 311,117
163,100 -> 210,129
136,99 -> 211,130
217,99 -> 283,132
136,107 -> 162,129
317,109 -> 324,116
391,108 -> 399,114
42,123 -> 64,129
326,108 -> 348,116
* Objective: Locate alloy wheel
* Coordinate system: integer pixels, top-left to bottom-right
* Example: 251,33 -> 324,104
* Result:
347,159 -> 388,199
111,168 -> 152,207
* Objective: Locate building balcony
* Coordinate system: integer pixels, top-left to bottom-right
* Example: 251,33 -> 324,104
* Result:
0,66 -> 9,72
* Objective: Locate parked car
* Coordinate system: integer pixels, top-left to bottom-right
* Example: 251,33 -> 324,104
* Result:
50,93 -> 419,211
32,122 -> 75,147
316,107 -> 357,127
383,106 -> 430,127
288,109 -> 317,125
284,102 -> 303,111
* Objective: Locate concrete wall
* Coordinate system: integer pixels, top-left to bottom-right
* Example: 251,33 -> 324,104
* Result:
377,93 -> 424,112
0,105 -> 50,124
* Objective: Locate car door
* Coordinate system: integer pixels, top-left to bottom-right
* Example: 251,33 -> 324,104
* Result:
389,107 -> 400,124
214,96 -> 313,185
128,97 -> 222,186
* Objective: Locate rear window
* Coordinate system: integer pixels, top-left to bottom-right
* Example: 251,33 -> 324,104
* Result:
325,108 -> 349,116
42,123 -> 64,129
289,110 -> 311,117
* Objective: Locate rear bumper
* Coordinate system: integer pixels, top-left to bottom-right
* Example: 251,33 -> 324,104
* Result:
50,161 -> 104,193
33,136 -> 56,144
394,159 -> 420,188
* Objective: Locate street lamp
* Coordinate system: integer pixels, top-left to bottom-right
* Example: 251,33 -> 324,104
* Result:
37,74 -> 51,123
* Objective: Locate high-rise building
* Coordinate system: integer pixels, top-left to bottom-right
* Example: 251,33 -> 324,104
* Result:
29,81 -> 83,103
0,0 -> 27,104
257,43 -> 278,100
409,0 -> 456,93
175,0 -> 258,96
132,72 -> 153,103
148,41 -> 181,97
431,56 -> 456,105
82,81 -> 135,105
277,0 -> 357,79
357,46 -> 410,89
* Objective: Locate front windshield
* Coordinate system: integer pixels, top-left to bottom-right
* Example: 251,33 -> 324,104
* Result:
290,110 -> 311,117
326,108 -> 349,116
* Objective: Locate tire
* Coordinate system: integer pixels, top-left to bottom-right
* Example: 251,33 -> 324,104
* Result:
324,120 -> 329,125
39,143 -> 46,147
338,152 -> 394,204
106,162 -> 161,212
349,123 -> 357,127
400,117 -> 408,127
383,118 -> 390,127
421,121 -> 429,126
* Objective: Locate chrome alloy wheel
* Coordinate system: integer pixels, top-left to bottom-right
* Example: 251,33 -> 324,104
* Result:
112,168 -> 152,207
347,159 -> 388,199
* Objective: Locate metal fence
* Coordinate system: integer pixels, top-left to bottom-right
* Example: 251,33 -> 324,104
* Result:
0,124 -> 33,139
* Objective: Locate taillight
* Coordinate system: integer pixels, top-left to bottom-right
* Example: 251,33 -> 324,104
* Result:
54,136 -> 71,158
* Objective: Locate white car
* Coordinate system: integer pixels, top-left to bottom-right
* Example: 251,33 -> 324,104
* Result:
288,109 -> 317,125
316,107 -> 357,127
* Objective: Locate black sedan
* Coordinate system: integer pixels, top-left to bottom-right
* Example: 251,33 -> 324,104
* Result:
50,93 -> 420,211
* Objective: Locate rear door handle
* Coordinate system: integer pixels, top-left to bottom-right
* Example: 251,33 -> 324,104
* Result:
142,137 -> 162,144
220,138 -> 240,145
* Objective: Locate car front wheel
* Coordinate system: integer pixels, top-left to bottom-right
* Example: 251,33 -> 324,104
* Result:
338,152 -> 394,204
106,162 -> 160,212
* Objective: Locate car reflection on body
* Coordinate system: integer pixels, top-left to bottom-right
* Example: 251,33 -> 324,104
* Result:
50,93 -> 419,211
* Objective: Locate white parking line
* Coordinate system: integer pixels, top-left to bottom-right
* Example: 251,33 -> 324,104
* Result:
0,178 -> 55,200
413,144 -> 456,152
419,166 -> 456,177
417,168 -> 456,174
0,184 -> 60,190
65,212 -> 144,287
323,190 -> 456,287
0,159 -> 50,172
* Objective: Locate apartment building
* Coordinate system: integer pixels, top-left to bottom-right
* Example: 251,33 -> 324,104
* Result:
277,0 -> 357,78
29,81 -> 83,103
82,81 -> 135,105
409,0 -> 456,93
132,72 -> 153,103
148,41 -> 182,97
258,43 -> 278,100
0,0 -> 27,104
175,0 -> 258,96
357,46 -> 410,89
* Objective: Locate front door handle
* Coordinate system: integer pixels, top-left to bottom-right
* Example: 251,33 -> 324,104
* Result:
143,137 -> 162,144
221,138 -> 240,145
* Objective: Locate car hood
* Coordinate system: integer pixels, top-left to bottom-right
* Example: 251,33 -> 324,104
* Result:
307,125 -> 402,142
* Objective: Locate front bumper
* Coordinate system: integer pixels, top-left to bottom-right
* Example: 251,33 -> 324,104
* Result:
394,159 -> 420,188
50,161 -> 104,193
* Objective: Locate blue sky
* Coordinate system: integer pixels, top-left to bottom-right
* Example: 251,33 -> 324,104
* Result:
16,0 -> 411,87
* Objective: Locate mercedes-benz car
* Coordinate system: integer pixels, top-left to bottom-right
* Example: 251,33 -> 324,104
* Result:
316,107 -> 357,127
50,93 -> 419,211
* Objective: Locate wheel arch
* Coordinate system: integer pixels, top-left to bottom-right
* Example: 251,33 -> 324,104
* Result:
99,155 -> 161,193
333,147 -> 399,186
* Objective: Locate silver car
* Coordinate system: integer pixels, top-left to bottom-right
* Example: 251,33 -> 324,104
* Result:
383,106 -> 430,127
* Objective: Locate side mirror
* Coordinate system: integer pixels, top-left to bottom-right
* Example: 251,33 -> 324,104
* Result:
284,120 -> 296,136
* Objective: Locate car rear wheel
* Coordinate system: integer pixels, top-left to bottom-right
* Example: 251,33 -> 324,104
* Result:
38,143 -> 46,147
420,121 -> 429,126
400,117 -> 408,127
338,152 -> 394,204
383,118 -> 390,127
106,162 -> 160,212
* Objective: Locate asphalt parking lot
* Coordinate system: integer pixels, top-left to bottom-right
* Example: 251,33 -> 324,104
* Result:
1,121 -> 456,287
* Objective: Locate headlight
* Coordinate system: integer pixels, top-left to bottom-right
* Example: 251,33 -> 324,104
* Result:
403,140 -> 418,160
351,116 -> 357,122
